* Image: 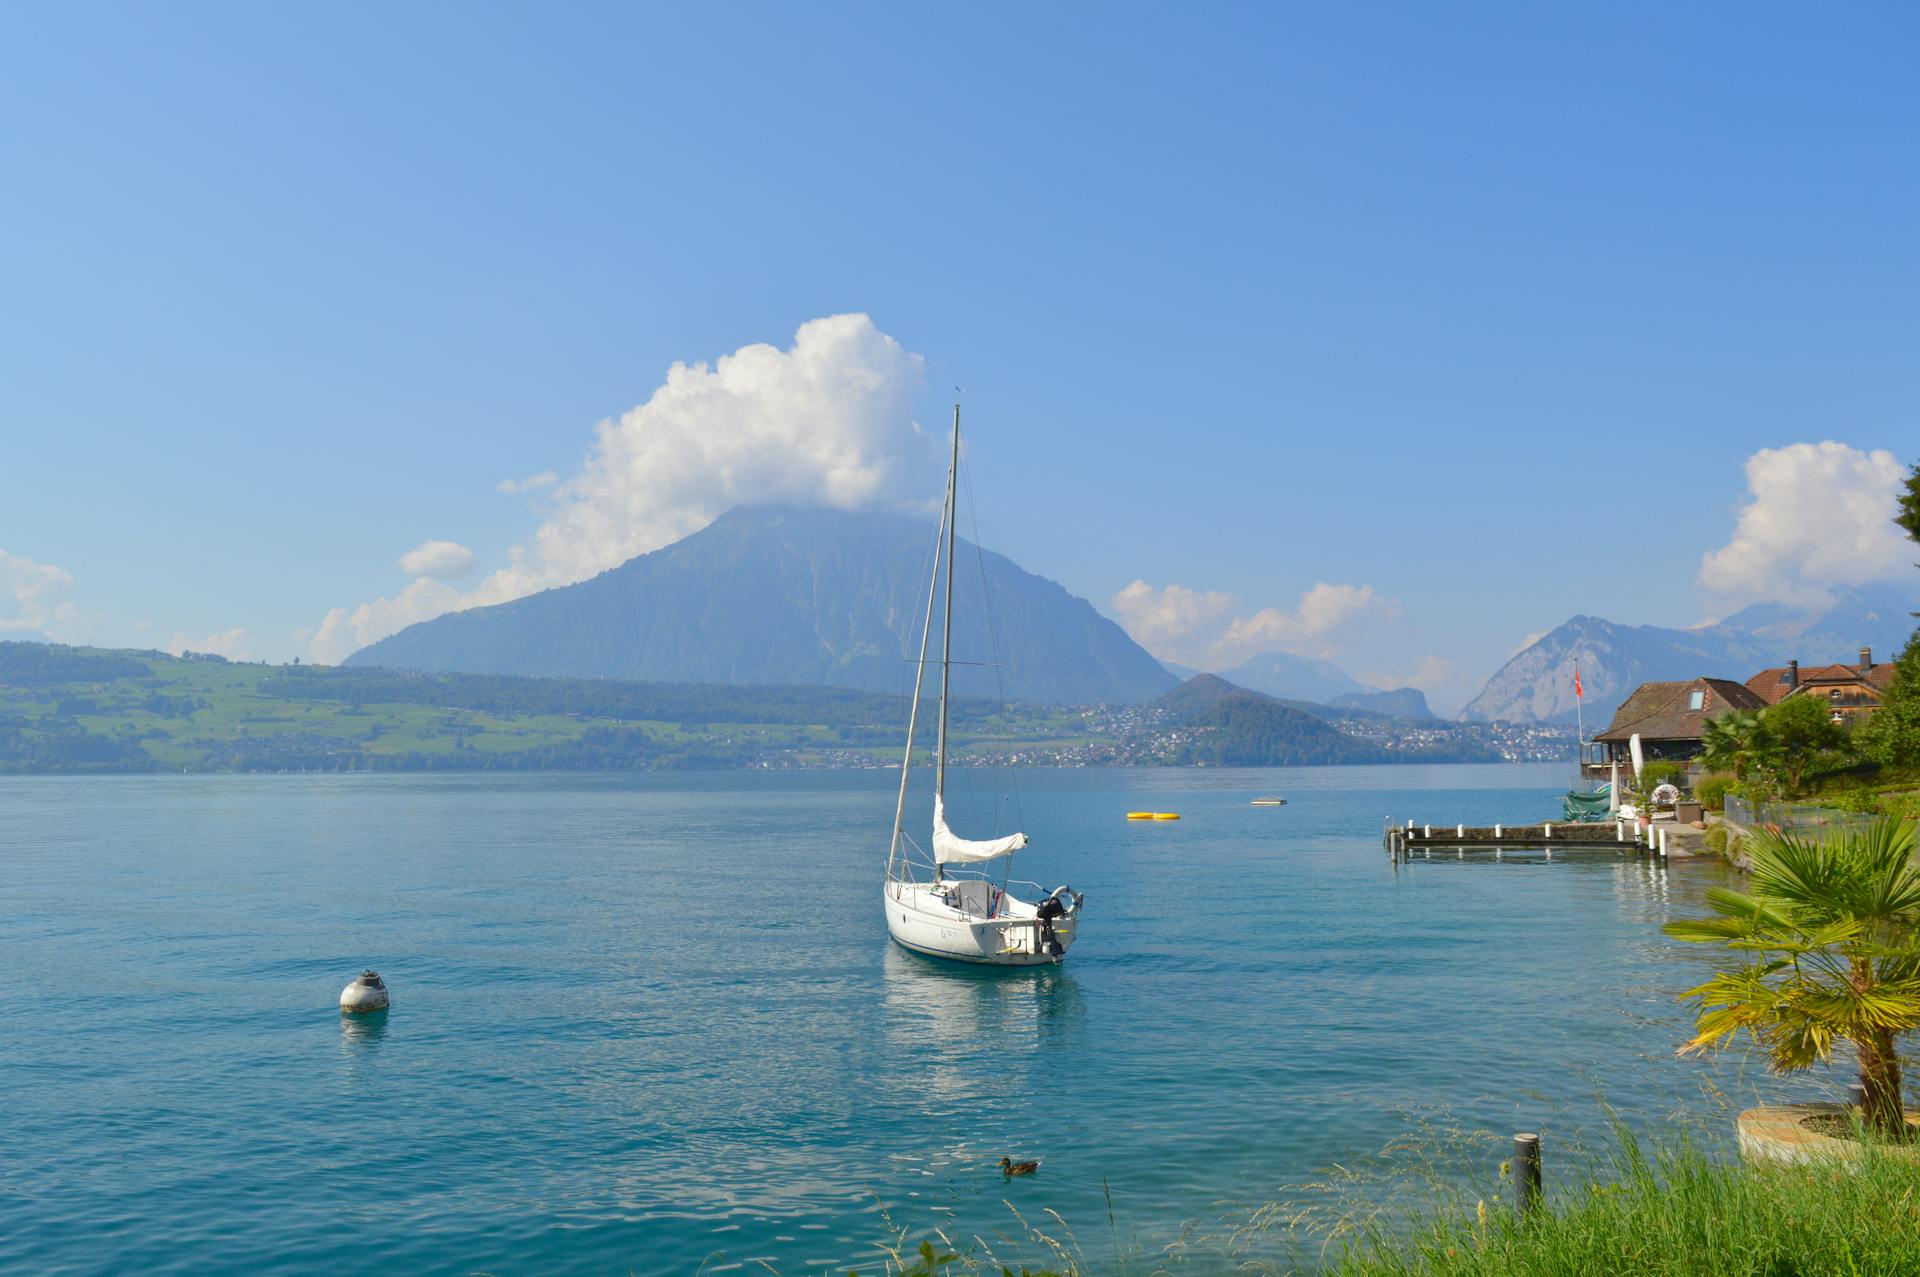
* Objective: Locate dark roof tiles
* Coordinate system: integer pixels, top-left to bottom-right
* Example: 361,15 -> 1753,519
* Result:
1594,676 -> 1766,744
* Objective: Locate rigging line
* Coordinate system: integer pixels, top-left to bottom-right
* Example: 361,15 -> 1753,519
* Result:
960,457 -> 1025,836
958,459 -> 1020,907
888,478 -> 950,888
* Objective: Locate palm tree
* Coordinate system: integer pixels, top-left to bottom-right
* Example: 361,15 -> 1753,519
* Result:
1664,818 -> 1920,1137
1699,708 -> 1769,782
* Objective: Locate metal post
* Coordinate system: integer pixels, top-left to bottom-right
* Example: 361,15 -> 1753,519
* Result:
1513,1133 -> 1541,1215
1457,824 -> 1465,838
1495,823 -> 1503,838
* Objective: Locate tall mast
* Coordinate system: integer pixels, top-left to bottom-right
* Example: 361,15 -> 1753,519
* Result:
934,402 -> 961,819
885,487 -> 948,886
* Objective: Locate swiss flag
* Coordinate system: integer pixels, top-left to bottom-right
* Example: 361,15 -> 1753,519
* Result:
1574,667 -> 1584,699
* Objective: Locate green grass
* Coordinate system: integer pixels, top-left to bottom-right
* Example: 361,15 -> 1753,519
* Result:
1328,1130 -> 1920,1277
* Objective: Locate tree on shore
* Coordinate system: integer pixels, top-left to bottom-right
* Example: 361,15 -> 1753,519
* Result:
1895,457 -> 1920,550
1700,708 -> 1769,783
1755,696 -> 1850,797
1665,818 -> 1920,1137
1858,458 -> 1920,764
1859,633 -> 1920,767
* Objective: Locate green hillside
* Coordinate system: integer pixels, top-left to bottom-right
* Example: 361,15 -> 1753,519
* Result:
0,642 -> 1089,774
1161,694 -> 1393,766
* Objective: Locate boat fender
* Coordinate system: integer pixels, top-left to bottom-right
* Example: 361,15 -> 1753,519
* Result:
340,969 -> 389,1014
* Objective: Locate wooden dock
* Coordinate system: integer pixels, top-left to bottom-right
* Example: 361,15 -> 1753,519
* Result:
1383,818 -> 1665,862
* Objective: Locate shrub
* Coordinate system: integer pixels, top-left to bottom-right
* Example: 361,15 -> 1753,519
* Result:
1637,760 -> 1685,797
1693,772 -> 1737,811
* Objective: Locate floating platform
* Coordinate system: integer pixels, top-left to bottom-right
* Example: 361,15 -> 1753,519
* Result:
1382,819 -> 1666,860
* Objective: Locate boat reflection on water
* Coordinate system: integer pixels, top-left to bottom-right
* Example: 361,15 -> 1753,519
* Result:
879,945 -> 1086,1108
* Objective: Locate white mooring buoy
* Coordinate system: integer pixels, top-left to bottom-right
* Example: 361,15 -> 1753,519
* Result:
340,969 -> 389,1014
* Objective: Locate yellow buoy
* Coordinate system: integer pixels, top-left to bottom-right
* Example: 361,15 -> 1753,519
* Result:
1128,811 -> 1181,821
1126,811 -> 1155,820
1151,812 -> 1181,821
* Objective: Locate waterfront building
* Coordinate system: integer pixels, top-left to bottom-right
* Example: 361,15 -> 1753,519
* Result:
1744,648 -> 1896,725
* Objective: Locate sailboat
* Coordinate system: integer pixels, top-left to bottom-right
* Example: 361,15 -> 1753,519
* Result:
882,404 -> 1085,966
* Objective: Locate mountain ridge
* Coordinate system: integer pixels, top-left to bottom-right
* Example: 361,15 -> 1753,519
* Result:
346,506 -> 1177,706
1462,584 -> 1918,724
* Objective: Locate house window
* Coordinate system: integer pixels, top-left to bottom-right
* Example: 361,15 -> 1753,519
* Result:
1688,690 -> 1704,710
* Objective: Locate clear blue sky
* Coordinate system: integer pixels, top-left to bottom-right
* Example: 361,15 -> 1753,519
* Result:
3,3 -> 1916,711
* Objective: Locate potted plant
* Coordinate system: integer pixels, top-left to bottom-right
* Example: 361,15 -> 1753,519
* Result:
1663,818 -> 1920,1159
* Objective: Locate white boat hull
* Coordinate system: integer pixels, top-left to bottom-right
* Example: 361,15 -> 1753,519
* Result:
883,881 -> 1077,967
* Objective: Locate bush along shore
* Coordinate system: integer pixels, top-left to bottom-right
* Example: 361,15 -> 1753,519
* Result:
830,1123 -> 1920,1277
1326,1128 -> 1920,1277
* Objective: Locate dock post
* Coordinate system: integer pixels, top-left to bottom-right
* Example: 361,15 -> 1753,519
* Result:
1513,1133 -> 1542,1215
1544,823 -> 1553,839
1494,823 -> 1502,838
1616,820 -> 1625,843
1659,826 -> 1669,858
1457,824 -> 1464,838
1424,824 -> 1431,839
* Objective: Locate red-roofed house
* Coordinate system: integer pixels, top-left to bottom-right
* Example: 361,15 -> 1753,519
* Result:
1591,676 -> 1769,767
1744,647 -> 1896,725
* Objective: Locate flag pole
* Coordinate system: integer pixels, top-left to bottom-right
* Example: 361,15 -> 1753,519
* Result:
1574,659 -> 1585,753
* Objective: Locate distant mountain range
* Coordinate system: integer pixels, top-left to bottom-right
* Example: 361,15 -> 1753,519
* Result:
346,506 -> 1178,706
1329,687 -> 1437,721
1214,650 -> 1371,702
1147,674 -> 1390,765
1462,584 -> 1917,725
1155,653 -> 1435,721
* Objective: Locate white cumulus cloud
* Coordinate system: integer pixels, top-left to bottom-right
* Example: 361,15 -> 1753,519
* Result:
167,627 -> 256,660
1110,579 -> 1400,668
397,539 -> 478,578
0,549 -> 78,637
1221,583 -> 1399,654
1108,580 -> 1236,656
1369,654 -> 1455,692
310,577 -> 466,665
1700,441 -> 1911,606
496,471 -> 558,495
309,314 -> 933,663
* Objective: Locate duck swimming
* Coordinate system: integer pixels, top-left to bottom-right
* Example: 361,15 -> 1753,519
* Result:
998,1157 -> 1040,1176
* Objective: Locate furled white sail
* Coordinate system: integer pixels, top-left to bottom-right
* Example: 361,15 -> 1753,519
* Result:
932,794 -> 1027,864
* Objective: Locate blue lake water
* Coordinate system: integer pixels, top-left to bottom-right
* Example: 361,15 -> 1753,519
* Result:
1,765 -> 1810,1274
